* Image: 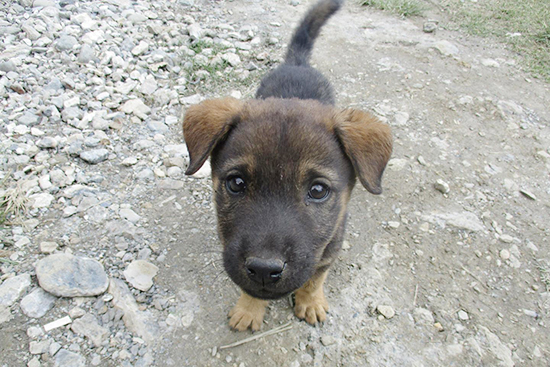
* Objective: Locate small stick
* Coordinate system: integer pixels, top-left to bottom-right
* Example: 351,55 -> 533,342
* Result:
413,284 -> 419,307
460,264 -> 489,290
219,322 -> 293,350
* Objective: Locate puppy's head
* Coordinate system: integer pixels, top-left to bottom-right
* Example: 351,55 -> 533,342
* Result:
183,98 -> 392,299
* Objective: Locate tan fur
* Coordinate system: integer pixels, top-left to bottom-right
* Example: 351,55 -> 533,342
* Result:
333,109 -> 393,194
182,97 -> 244,175
294,269 -> 329,324
228,292 -> 269,331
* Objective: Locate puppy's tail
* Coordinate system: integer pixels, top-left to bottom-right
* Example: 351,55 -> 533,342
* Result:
285,0 -> 343,66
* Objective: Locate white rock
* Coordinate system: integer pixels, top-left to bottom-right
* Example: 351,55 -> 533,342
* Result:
131,41 -> 149,56
71,313 -> 109,347
377,305 -> 395,319
433,40 -> 459,56
458,310 -> 469,320
54,349 -> 86,367
39,241 -> 58,253
0,274 -> 32,306
0,305 -> 11,324
120,98 -> 151,118
20,288 -> 57,318
123,260 -> 159,291
191,160 -> 211,178
29,193 -> 54,209
109,278 -> 160,343
120,208 -> 141,223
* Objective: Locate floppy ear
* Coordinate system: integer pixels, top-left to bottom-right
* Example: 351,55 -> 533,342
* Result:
182,98 -> 244,175
334,109 -> 392,194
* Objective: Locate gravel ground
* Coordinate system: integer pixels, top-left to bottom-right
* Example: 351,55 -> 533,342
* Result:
0,0 -> 549,366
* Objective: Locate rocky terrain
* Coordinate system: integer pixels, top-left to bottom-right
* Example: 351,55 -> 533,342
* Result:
0,0 -> 549,366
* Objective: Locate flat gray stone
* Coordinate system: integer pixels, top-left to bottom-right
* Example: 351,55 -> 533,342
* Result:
109,278 -> 160,344
0,274 -> 31,307
54,349 -> 86,367
56,35 -> 79,52
20,288 -> 57,318
71,313 -> 109,347
80,149 -> 109,164
36,253 -> 109,297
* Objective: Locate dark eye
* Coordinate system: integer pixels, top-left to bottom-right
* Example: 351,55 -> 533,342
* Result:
308,183 -> 330,201
226,176 -> 246,194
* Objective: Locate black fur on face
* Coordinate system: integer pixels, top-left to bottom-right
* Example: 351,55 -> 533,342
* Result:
211,99 -> 355,300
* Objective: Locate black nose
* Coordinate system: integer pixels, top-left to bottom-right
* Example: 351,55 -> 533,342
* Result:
245,257 -> 285,285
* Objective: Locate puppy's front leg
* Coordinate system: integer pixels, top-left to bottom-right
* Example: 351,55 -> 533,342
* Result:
294,269 -> 329,325
229,292 -> 269,331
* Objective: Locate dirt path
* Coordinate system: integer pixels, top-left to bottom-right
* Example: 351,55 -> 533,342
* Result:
156,1 -> 549,366
1,0 -> 548,366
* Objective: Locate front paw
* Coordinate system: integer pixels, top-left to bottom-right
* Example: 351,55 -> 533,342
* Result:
228,293 -> 268,331
294,291 -> 329,325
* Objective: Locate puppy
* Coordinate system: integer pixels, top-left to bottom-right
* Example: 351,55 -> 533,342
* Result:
182,0 -> 392,331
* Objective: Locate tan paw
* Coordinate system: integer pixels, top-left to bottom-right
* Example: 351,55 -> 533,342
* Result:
294,291 -> 329,325
228,293 -> 268,331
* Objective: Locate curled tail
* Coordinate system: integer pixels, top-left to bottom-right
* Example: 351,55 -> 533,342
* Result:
285,0 -> 343,66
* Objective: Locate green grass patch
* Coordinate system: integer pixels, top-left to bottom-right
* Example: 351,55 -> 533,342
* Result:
360,0 -> 426,17
438,0 -> 550,81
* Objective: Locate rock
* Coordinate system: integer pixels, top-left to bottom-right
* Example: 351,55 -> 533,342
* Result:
109,278 -> 160,344
0,60 -> 17,72
18,111 -> 39,126
123,260 -> 159,291
120,98 -> 151,118
78,44 -> 95,63
320,335 -> 337,346
29,193 -> 55,209
393,111 -> 409,126
434,179 -> 450,194
387,158 -> 408,171
139,75 -> 158,95
476,326 -> 514,367
56,35 -> 79,51
120,208 -> 141,223
423,21 -> 437,33
0,305 -> 11,324
221,52 -> 241,67
413,307 -> 435,325
36,137 -> 58,149
187,23 -> 203,39
29,339 -> 51,355
80,149 -> 109,164
190,160 -> 211,178
458,310 -> 469,320
71,313 -> 109,347
131,41 -> 149,56
54,349 -> 86,367
35,253 -> 109,297
433,40 -> 459,56
377,305 -> 395,319
482,58 -> 500,68
421,212 -> 485,232
20,288 -> 57,318
0,274 -> 31,307
39,241 -> 58,253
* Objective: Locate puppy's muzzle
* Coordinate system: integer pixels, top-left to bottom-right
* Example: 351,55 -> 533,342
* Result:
245,257 -> 286,286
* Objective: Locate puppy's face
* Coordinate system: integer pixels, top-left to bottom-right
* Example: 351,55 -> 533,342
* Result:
183,98 -> 392,300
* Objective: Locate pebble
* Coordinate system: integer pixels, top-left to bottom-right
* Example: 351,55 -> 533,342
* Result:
123,260 -> 159,291
434,179 -> 450,194
458,310 -> 469,321
20,288 -> 57,318
413,307 -> 434,325
377,305 -> 395,319
35,253 -> 109,297
433,40 -> 459,56
54,349 -> 86,367
0,274 -> 31,307
79,149 -> 109,164
70,313 -> 109,347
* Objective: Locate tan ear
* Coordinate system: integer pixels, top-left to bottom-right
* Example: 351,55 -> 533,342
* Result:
335,109 -> 392,194
182,98 -> 244,175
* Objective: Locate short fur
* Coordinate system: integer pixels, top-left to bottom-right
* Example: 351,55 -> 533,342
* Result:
182,0 -> 392,331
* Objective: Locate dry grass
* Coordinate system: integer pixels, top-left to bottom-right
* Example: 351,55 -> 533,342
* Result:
437,0 -> 550,81
0,181 -> 28,226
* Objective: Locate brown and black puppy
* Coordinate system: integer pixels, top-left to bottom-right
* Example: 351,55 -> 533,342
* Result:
182,0 -> 392,331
